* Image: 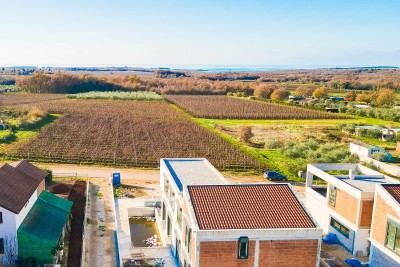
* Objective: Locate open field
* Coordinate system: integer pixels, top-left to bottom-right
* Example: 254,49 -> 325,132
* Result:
165,95 -> 345,119
0,93 -> 65,105
1,97 -> 263,171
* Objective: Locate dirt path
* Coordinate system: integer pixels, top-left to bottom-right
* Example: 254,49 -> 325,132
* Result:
85,178 -> 117,267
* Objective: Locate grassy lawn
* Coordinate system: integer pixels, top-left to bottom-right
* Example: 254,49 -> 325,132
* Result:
0,114 -> 60,155
196,116 -> 400,128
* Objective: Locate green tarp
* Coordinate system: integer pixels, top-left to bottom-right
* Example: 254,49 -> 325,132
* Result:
17,190 -> 73,264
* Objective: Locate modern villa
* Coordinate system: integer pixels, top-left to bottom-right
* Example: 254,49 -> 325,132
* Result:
369,184 -> 400,266
159,158 -> 322,267
305,163 -> 398,257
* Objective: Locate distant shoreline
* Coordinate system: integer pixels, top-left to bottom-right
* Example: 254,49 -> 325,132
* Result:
0,65 -> 398,74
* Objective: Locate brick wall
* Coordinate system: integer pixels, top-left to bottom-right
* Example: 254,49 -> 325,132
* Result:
330,187 -> 359,224
259,239 -> 318,267
37,179 -> 45,196
371,195 -> 400,246
359,200 -> 374,227
198,239 -> 319,267
199,240 -> 255,267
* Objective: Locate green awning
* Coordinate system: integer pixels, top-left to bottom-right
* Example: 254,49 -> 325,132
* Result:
17,191 -> 73,263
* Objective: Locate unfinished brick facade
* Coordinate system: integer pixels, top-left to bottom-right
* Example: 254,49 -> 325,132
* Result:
199,241 -> 256,267
371,195 -> 400,245
259,239 -> 319,267
359,200 -> 374,228
330,187 -> 359,224
37,179 -> 45,196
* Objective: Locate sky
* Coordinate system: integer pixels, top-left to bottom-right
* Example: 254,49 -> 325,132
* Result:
1,0 -> 400,67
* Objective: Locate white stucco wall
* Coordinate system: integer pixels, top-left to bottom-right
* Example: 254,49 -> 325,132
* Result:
0,207 -> 17,240
15,189 -> 38,229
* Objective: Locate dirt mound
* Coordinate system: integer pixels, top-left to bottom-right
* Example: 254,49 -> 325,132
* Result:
50,183 -> 70,194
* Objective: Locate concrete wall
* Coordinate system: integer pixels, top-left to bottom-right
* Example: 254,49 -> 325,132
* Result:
306,188 -> 330,232
356,153 -> 400,178
328,220 -> 355,253
370,244 -> 400,267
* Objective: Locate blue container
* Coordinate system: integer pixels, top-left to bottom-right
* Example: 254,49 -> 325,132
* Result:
112,171 -> 121,186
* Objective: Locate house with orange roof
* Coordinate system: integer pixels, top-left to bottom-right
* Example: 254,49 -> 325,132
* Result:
159,158 -> 322,267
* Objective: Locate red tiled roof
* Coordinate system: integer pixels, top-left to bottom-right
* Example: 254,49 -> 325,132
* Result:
382,184 -> 400,204
187,184 -> 316,230
0,160 -> 47,214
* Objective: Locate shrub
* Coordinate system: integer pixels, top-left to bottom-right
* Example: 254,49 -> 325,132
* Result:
239,126 -> 253,143
270,89 -> 290,101
44,168 -> 53,186
254,84 -> 276,99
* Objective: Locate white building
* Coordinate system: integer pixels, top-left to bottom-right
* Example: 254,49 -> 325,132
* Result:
350,142 -> 384,158
159,158 -> 322,267
0,161 -> 46,261
305,163 -> 398,256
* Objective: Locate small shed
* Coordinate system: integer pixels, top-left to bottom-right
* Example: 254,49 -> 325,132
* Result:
17,191 -> 73,265
382,129 -> 395,141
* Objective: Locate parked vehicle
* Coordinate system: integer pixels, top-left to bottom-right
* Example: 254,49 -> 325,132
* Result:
264,171 -> 287,181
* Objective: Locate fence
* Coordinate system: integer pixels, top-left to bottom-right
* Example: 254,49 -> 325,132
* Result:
50,172 -> 89,267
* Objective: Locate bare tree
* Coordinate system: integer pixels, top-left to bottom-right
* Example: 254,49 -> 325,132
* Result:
2,234 -> 18,265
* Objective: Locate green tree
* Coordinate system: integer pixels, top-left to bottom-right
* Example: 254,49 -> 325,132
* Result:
376,88 -> 395,106
312,87 -> 328,99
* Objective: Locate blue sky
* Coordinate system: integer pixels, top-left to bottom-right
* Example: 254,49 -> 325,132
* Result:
1,0 -> 399,67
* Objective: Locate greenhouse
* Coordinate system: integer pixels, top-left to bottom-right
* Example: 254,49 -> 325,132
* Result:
17,190 -> 72,265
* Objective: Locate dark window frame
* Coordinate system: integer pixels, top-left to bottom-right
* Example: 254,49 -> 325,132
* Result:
238,236 -> 249,259
0,212 -> 3,224
330,217 -> 350,238
385,220 -> 400,256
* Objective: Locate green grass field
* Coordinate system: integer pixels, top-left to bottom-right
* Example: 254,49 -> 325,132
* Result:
0,114 -> 60,155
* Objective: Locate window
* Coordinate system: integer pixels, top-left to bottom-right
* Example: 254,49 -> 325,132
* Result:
386,220 -> 400,255
0,212 -> 2,224
0,238 -> 4,254
238,236 -> 249,259
185,225 -> 192,255
330,217 -> 349,238
329,186 -> 337,207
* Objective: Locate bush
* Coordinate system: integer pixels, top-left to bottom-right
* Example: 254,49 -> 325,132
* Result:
270,89 -> 290,101
239,126 -> 253,143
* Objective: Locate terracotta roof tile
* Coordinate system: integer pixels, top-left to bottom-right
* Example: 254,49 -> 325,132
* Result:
382,184 -> 400,204
0,161 -> 47,214
187,184 -> 316,230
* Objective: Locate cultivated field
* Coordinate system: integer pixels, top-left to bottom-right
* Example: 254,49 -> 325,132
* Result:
1,97 -> 263,171
165,95 -> 345,119
0,93 -> 65,106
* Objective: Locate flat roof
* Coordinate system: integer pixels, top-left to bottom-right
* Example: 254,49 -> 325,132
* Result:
163,159 -> 226,191
188,184 -> 316,230
336,176 -> 393,192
